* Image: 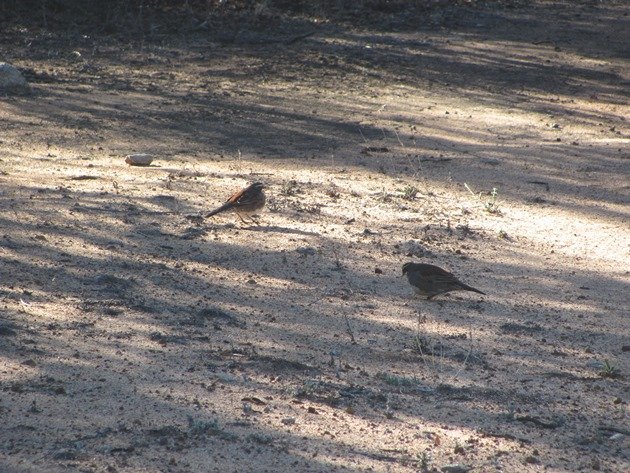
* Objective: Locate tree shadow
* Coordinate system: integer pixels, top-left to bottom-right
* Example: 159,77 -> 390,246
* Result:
1,2 -> 628,471
1,172 -> 627,469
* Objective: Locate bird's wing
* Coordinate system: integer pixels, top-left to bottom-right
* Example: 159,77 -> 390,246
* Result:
421,265 -> 455,279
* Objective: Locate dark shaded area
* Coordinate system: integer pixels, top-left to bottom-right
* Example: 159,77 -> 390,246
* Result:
1,0 -> 525,36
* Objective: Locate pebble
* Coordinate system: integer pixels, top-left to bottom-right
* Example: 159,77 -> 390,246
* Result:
125,153 -> 154,166
441,464 -> 471,473
0,62 -> 28,91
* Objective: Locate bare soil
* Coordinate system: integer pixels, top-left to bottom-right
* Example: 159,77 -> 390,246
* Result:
1,1 -> 629,472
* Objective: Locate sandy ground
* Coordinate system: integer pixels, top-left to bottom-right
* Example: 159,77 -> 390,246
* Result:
1,1 -> 629,472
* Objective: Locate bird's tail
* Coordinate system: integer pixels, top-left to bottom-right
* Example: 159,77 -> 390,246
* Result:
458,282 -> 485,295
204,202 -> 233,218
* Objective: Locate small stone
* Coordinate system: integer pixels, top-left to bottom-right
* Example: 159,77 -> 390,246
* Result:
125,153 -> 154,166
0,63 -> 28,91
374,267 -> 383,274
403,240 -> 426,257
441,464 -> 471,473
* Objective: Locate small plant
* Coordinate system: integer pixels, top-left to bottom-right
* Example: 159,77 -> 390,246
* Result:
293,379 -> 321,398
247,433 -> 273,445
280,179 -> 300,196
485,187 -> 500,214
413,333 -> 433,355
599,360 -> 621,378
506,400 -> 516,420
28,400 -> 42,414
498,229 -> 508,239
377,372 -> 418,387
418,451 -> 432,471
454,440 -> 465,454
464,183 -> 502,215
187,416 -> 220,437
376,187 -> 392,203
325,183 -> 340,198
187,416 -> 237,440
401,185 -> 419,200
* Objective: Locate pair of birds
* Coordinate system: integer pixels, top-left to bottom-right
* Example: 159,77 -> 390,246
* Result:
204,182 -> 485,300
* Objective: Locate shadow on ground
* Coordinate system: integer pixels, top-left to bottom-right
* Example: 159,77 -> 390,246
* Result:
1,2 -> 628,472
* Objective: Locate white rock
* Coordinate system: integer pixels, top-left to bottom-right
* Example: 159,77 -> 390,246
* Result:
125,153 -> 154,166
0,63 -> 28,90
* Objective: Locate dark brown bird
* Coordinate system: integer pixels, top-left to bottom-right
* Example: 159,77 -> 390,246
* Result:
402,262 -> 485,300
205,182 -> 266,224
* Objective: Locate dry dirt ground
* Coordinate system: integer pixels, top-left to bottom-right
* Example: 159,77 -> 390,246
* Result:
1,1 -> 629,472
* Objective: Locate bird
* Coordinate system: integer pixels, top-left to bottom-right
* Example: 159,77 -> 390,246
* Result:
402,262 -> 485,300
204,182 -> 266,224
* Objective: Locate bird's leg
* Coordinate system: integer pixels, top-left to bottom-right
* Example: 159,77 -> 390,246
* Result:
236,213 -> 248,224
